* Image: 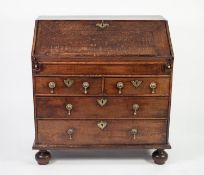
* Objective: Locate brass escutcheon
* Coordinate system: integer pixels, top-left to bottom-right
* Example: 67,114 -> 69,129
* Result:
96,20 -> 109,29
97,121 -> 107,130
64,79 -> 74,87
131,80 -> 142,88
97,98 -> 108,107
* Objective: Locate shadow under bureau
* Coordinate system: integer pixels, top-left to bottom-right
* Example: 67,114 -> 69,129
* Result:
31,16 -> 174,165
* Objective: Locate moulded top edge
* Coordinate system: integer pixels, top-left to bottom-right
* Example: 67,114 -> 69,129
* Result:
37,15 -> 166,21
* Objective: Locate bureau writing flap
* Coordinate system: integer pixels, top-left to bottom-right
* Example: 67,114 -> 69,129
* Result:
32,17 -> 173,59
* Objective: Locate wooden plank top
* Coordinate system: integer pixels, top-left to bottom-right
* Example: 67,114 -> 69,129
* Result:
37,15 -> 166,21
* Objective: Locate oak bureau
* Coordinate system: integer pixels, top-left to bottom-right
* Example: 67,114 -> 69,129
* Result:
31,16 -> 174,165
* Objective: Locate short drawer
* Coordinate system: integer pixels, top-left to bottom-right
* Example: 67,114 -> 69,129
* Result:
35,77 -> 102,95
104,77 -> 170,96
36,97 -> 169,119
37,119 -> 167,145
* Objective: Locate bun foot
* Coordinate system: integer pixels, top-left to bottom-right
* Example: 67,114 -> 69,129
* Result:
152,149 -> 168,165
35,150 -> 51,165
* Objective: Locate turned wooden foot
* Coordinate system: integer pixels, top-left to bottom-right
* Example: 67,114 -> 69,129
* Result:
35,150 -> 51,165
152,149 -> 168,165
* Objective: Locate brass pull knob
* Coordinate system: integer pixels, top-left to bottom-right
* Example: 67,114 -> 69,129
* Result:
163,63 -> 172,73
166,64 -> 171,69
48,82 -> 56,94
131,80 -> 142,88
82,82 -> 89,94
97,121 -> 107,130
150,82 -> 157,94
66,104 -> 73,116
64,79 -> 74,87
130,128 -> 138,140
97,98 -> 108,107
67,128 -> 74,140
116,82 -> 124,94
132,104 -> 139,116
96,20 -> 109,29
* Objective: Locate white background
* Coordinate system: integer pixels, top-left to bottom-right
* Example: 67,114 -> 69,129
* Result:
0,0 -> 204,174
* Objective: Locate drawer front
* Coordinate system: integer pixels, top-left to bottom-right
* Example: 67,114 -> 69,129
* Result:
36,97 -> 169,119
105,77 -> 170,96
37,119 -> 167,145
36,63 -> 168,75
35,77 -> 102,95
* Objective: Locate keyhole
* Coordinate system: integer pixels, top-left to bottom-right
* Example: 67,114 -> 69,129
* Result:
101,99 -> 104,105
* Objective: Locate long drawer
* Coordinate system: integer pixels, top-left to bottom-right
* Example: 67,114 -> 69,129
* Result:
36,96 -> 169,119
37,119 -> 167,145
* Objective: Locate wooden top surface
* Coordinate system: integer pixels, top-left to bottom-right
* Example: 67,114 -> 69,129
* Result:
37,15 -> 166,20
32,17 -> 173,59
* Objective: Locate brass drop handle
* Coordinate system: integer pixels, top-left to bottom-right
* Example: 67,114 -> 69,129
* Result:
67,128 -> 74,140
130,128 -> 138,140
132,104 -> 139,116
150,82 -> 157,94
64,79 -> 74,87
116,82 -> 124,94
66,104 -> 73,116
82,82 -> 89,94
48,82 -> 56,94
96,20 -> 109,29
